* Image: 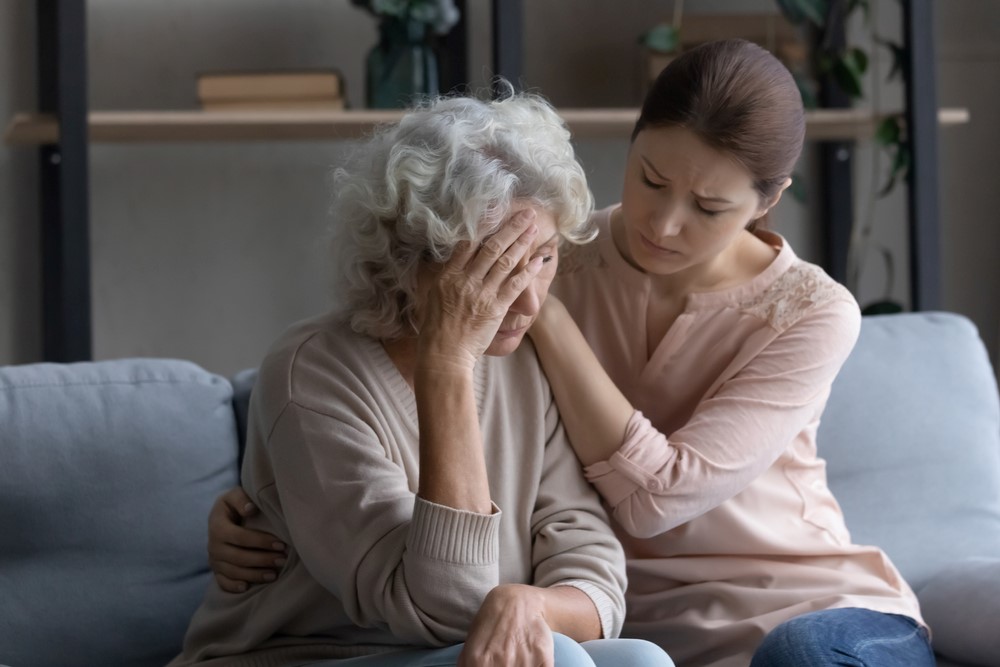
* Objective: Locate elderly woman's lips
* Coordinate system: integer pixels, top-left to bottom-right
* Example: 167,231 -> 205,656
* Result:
496,325 -> 529,338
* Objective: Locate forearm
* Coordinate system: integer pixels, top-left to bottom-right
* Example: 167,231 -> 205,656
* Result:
414,359 -> 492,514
530,299 -> 634,466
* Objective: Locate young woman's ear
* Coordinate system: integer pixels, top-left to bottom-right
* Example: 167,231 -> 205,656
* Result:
753,177 -> 794,221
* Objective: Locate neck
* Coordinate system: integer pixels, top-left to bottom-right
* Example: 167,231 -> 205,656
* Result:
381,336 -> 419,387
610,207 -> 772,301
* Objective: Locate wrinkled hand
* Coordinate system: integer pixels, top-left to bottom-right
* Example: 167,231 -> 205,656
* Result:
207,487 -> 286,593
458,584 -> 554,667
418,208 -> 543,371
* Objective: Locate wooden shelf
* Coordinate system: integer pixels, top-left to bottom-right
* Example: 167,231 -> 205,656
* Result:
4,107 -> 970,145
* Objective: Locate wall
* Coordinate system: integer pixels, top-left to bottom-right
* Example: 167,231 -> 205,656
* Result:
0,2 -> 40,364
937,0 -> 1000,370
0,0 -> 996,377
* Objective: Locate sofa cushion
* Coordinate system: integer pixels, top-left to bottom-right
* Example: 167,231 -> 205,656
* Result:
0,359 -> 240,667
918,557 -> 1000,667
819,312 -> 1000,591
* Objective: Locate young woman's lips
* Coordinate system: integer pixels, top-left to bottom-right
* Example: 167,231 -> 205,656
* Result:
640,233 -> 680,256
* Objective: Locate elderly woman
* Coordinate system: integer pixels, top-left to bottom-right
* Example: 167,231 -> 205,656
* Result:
168,91 -> 673,667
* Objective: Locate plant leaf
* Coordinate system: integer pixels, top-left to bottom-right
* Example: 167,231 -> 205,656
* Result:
775,0 -> 829,27
832,57 -> 864,98
788,171 -> 808,204
848,47 -> 869,75
862,300 -> 904,315
878,140 -> 911,197
641,24 -> 680,53
875,35 -> 907,81
874,116 -> 901,146
794,73 -> 819,109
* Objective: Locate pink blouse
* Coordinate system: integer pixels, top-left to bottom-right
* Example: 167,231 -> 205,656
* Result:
553,206 -> 923,667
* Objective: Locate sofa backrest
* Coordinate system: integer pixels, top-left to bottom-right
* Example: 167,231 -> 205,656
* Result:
0,359 -> 240,667
819,312 -> 1000,591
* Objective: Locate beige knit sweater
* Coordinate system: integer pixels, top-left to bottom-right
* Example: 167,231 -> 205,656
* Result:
169,313 -> 626,667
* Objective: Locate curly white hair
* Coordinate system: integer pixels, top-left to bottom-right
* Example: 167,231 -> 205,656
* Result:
330,86 -> 595,341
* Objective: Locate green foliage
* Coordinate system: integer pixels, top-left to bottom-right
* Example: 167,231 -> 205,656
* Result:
875,35 -> 907,81
794,72 -> 820,109
822,47 -> 868,98
874,115 -> 910,196
774,0 -> 829,27
641,24 -> 680,53
788,171 -> 809,204
861,299 -> 904,315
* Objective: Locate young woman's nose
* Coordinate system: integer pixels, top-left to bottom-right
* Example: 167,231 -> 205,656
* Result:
650,200 -> 685,238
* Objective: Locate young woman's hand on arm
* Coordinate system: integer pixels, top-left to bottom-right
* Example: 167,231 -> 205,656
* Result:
206,487 -> 285,593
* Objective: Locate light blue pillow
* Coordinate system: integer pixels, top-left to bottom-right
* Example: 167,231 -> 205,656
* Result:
0,359 -> 240,667
820,313 -> 1000,590
918,558 -> 1000,667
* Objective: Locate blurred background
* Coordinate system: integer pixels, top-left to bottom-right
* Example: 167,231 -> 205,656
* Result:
1,0 -> 997,378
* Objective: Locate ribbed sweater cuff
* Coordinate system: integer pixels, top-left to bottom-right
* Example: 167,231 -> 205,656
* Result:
554,580 -> 621,640
408,496 -> 501,564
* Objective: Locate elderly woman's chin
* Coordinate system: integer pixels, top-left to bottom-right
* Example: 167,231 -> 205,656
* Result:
485,323 -> 532,356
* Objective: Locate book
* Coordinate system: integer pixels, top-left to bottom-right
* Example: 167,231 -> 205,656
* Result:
197,70 -> 343,103
201,97 -> 346,112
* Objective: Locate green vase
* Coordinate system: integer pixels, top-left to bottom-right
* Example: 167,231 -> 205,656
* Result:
366,18 -> 439,109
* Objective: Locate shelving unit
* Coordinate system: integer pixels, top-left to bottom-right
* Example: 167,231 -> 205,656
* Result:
10,0 -> 960,362
5,107 -> 970,145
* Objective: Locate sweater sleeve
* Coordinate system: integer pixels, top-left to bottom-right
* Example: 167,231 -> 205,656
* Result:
529,390 -> 628,639
264,401 -> 501,646
584,297 -> 861,539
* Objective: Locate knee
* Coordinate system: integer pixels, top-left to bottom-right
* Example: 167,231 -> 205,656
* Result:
751,612 -> 830,667
551,633 -> 595,667
581,638 -> 674,667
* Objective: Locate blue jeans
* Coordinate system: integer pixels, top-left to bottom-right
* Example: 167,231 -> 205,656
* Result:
313,633 -> 673,666
750,608 -> 935,667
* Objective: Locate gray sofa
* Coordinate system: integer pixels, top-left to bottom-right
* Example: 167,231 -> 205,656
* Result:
1,312 -> 998,667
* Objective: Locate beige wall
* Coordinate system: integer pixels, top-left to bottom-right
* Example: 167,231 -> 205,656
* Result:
0,0 -> 996,377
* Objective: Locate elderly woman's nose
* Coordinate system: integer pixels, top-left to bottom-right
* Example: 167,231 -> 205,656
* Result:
509,280 -> 542,316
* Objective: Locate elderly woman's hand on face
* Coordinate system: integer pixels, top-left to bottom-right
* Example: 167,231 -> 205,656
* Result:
417,208 -> 544,371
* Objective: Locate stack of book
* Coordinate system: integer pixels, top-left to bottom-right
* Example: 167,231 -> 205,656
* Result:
196,70 -> 345,112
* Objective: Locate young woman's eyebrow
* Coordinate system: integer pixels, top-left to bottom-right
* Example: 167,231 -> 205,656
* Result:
641,155 -> 734,204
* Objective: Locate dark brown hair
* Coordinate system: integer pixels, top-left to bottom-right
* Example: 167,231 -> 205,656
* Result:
633,38 -> 805,229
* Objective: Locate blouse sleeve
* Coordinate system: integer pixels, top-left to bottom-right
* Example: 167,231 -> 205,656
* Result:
261,401 -> 502,646
584,297 -> 862,539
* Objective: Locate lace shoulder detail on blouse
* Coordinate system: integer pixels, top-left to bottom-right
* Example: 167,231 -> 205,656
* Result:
740,261 -> 854,331
558,240 -> 606,276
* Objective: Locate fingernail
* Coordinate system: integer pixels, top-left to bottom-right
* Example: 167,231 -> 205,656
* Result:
272,542 -> 286,551
242,503 -> 255,514
263,572 -> 277,582
525,224 -> 538,235
528,256 -> 544,272
274,558 -> 287,567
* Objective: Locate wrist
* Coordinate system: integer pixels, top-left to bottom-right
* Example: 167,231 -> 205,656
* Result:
414,349 -> 477,378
